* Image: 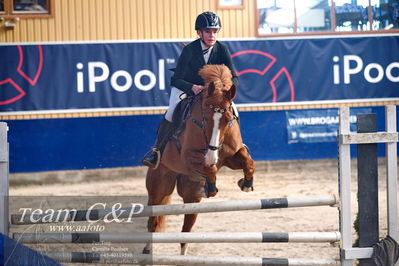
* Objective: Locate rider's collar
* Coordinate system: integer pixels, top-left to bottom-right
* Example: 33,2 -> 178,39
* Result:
200,40 -> 214,53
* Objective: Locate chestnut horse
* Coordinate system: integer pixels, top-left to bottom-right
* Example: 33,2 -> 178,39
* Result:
144,64 -> 255,255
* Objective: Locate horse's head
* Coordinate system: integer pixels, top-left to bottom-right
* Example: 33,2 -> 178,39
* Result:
199,64 -> 237,130
199,65 -> 236,115
198,64 -> 237,166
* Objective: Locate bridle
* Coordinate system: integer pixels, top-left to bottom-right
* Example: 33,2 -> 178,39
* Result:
207,104 -> 231,114
191,93 -> 235,152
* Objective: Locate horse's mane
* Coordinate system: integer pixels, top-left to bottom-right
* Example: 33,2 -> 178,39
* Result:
198,64 -> 234,109
198,64 -> 233,93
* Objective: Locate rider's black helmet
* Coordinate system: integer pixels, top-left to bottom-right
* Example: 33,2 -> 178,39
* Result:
195,11 -> 222,30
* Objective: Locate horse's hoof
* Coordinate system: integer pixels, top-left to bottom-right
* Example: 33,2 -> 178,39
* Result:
238,178 -> 254,192
204,180 -> 218,198
142,242 -> 152,255
242,186 -> 253,192
206,187 -> 218,197
208,191 -> 218,197
181,244 -> 189,255
142,248 -> 151,254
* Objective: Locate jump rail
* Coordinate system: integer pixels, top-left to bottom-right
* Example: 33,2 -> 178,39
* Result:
44,252 -> 340,266
11,194 -> 338,225
13,231 -> 341,244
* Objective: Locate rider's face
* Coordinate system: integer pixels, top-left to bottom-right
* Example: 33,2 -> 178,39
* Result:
198,29 -> 218,47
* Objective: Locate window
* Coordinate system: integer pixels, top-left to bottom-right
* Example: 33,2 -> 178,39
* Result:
297,0 -> 331,33
0,0 -> 53,18
257,0 -> 399,36
371,0 -> 399,30
334,0 -> 370,31
13,0 -> 48,13
258,0 -> 296,34
218,0 -> 245,9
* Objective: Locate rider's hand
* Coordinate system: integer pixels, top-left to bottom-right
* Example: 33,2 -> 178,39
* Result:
191,85 -> 204,95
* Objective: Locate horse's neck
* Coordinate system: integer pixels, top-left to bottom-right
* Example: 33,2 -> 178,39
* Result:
190,97 -> 203,119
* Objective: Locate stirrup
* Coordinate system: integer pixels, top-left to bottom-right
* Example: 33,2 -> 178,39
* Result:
243,144 -> 252,159
152,149 -> 161,169
142,149 -> 161,169
243,144 -> 250,153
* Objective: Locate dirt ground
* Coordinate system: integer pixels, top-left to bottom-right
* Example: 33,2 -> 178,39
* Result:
9,159 -> 394,264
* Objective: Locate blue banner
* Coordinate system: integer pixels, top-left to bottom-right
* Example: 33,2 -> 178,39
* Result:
286,108 -> 372,143
0,35 -> 398,112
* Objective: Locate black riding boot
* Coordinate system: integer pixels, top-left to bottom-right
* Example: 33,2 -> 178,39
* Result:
142,118 -> 174,169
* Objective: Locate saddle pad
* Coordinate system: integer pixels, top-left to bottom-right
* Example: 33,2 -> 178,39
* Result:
171,97 -> 193,139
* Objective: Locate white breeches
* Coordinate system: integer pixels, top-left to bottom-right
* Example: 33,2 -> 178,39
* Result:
165,87 -> 186,122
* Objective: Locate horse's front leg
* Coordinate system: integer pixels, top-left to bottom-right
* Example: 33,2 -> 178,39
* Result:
185,151 -> 219,197
224,146 -> 255,192
202,164 -> 218,197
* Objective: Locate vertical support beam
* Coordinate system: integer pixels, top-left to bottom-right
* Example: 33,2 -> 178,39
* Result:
339,106 -> 353,266
357,114 -> 378,266
0,122 -> 9,236
385,106 -> 398,250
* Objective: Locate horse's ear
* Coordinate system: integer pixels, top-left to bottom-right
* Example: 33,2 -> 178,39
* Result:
207,82 -> 216,96
224,84 -> 236,100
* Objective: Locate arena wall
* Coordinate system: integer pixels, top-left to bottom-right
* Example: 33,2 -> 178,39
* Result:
0,0 -> 256,42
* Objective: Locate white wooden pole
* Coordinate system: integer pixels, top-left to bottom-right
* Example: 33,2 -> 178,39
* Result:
44,252 -> 340,265
11,195 -> 338,225
385,105 -> 399,266
0,122 -> 9,236
13,231 -> 341,244
338,106 -> 353,266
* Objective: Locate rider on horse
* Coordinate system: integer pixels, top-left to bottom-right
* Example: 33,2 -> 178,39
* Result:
142,11 -> 239,169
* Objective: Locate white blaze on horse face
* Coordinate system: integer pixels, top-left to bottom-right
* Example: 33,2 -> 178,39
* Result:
205,112 -> 222,166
